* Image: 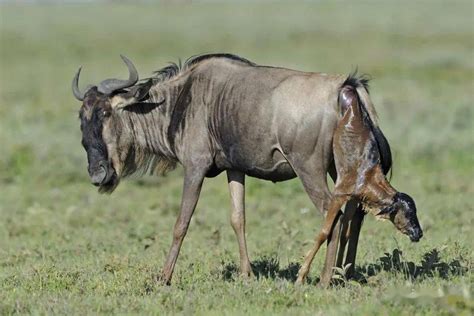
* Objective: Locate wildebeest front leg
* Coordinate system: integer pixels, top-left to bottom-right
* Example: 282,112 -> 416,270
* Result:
296,195 -> 349,285
159,171 -> 205,285
227,170 -> 253,277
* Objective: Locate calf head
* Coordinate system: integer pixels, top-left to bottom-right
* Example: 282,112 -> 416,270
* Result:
73,55 -> 151,193
377,192 -> 423,242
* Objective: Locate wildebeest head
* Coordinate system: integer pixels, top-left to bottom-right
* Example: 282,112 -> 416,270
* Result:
73,55 -> 151,193
377,192 -> 423,242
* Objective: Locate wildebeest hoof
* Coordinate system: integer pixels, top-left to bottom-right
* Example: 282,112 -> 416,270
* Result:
240,270 -> 254,280
318,279 -> 331,289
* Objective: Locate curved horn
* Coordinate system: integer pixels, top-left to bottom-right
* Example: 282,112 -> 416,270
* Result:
72,67 -> 86,101
97,55 -> 139,95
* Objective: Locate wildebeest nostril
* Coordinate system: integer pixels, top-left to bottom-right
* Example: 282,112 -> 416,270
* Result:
90,165 -> 107,186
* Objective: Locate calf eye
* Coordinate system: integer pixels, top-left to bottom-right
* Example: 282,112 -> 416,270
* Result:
103,110 -> 110,117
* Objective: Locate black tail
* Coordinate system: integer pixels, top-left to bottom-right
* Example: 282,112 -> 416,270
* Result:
370,124 -> 392,176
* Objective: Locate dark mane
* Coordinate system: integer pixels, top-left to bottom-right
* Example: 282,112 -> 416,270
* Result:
152,60 -> 182,82
343,71 -> 392,176
185,53 -> 256,68
149,53 -> 256,83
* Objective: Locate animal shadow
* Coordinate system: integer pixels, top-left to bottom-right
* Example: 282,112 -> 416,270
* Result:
220,248 -> 466,285
355,248 -> 467,282
221,256 -> 318,284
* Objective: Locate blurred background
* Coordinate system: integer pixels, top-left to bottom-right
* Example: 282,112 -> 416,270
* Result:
0,1 -> 472,314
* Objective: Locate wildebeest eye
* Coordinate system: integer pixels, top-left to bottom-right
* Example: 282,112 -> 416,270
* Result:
102,110 -> 110,117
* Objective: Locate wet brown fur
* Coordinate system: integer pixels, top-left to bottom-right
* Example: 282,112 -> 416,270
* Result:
296,85 -> 421,285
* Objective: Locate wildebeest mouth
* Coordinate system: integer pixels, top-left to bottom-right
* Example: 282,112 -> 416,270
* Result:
90,161 -> 115,185
91,163 -> 119,194
98,171 -> 119,194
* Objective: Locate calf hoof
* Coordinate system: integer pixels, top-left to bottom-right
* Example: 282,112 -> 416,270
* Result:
156,273 -> 172,286
295,275 -> 306,286
295,266 -> 309,286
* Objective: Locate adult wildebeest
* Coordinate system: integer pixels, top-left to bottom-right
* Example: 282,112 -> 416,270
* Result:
72,53 -> 422,285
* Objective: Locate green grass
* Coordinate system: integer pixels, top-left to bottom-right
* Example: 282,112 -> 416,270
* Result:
0,1 -> 473,315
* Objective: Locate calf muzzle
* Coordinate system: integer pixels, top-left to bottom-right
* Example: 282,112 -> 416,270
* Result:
408,226 -> 423,242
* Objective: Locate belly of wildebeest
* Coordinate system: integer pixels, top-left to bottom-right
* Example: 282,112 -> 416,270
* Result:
209,144 -> 297,182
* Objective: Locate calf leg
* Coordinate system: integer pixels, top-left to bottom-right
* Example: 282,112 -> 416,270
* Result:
296,194 -> 349,285
290,169 -> 338,284
282,152 -> 341,285
227,170 -> 253,277
319,164 -> 343,287
159,170 -> 205,285
321,201 -> 357,287
319,210 -> 343,287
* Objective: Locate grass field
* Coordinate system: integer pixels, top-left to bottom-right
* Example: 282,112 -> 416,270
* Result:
0,1 -> 473,315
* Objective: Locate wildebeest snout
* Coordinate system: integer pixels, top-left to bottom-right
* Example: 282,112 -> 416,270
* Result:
90,161 -> 109,186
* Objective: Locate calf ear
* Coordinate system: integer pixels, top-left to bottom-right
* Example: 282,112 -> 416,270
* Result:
111,80 -> 153,109
378,204 -> 395,215
378,195 -> 402,216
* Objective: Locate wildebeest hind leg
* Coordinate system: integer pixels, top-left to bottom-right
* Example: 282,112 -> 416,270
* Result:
227,170 -> 253,278
335,199 -> 359,267
319,210 -> 343,287
343,206 -> 365,279
320,164 -> 345,287
284,154 -> 338,284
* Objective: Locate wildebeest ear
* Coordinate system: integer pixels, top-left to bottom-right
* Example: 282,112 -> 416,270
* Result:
129,79 -> 153,101
111,80 -> 153,109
